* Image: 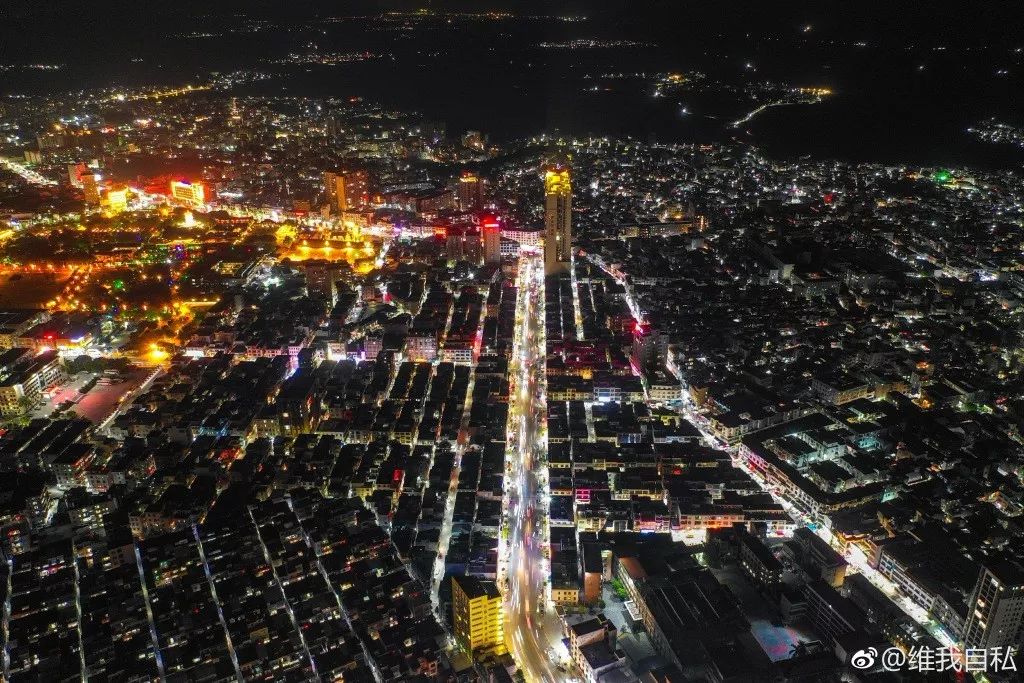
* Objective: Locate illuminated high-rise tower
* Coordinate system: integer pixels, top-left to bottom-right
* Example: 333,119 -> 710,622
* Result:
964,562 -> 1024,652
481,214 -> 502,265
543,155 -> 571,275
458,171 -> 483,211
82,172 -> 101,205
323,170 -> 368,214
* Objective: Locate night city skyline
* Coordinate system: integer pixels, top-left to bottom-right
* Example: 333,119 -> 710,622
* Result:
1,3 -> 1024,682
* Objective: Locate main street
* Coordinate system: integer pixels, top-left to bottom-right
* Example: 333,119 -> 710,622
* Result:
0,157 -> 58,186
504,254 -> 571,682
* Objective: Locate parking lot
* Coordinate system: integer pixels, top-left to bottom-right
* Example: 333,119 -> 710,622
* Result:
33,372 -> 97,419
711,565 -> 816,662
33,367 -> 155,424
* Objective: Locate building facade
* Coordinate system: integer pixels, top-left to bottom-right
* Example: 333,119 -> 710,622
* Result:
458,171 -> 483,210
544,158 -> 572,275
170,180 -> 206,206
964,562 -> 1024,652
482,215 -> 502,264
324,169 -> 368,213
451,575 -> 505,655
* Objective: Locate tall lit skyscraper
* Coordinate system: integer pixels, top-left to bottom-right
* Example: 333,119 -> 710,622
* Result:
543,155 -> 571,275
964,562 -> 1024,652
483,215 -> 507,266
324,170 -> 368,214
82,172 -> 101,205
323,171 -> 341,211
458,171 -> 483,211
631,322 -> 669,374
481,225 -> 501,266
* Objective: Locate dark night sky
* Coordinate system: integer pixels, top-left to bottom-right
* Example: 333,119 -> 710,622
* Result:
3,1 -> 1023,48
3,1 -> 1023,167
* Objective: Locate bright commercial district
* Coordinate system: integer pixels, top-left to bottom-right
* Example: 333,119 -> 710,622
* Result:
503,253 -> 574,683
486,169 -> 985,682
5,129 -> 1017,683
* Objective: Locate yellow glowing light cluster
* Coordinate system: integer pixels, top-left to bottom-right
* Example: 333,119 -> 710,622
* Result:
104,188 -> 129,214
275,224 -> 298,243
148,343 -> 169,362
545,168 -> 570,197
